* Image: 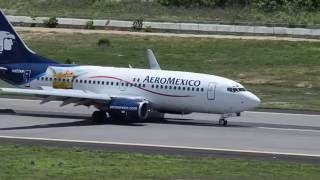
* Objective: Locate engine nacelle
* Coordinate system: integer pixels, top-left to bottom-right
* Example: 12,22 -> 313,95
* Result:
109,98 -> 149,120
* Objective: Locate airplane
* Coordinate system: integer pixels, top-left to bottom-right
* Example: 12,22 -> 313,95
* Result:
0,10 -> 261,126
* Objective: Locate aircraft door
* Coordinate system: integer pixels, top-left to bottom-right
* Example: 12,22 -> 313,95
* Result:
207,82 -> 216,100
23,70 -> 31,87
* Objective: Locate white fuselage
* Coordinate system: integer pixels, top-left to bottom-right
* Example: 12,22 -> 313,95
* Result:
25,65 -> 260,114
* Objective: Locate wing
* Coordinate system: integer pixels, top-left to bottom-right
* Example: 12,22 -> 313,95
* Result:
0,87 -> 111,109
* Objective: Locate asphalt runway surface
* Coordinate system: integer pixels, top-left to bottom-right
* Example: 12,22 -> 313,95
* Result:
0,98 -> 320,163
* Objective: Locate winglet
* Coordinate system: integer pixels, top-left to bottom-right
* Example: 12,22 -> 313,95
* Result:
146,49 -> 161,70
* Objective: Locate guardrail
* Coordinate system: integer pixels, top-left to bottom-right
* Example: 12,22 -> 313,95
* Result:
7,15 -> 320,37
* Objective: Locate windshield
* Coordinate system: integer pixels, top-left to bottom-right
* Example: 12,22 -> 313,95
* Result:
227,87 -> 246,93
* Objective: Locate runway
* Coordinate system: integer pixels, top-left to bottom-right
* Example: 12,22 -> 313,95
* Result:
0,98 -> 320,163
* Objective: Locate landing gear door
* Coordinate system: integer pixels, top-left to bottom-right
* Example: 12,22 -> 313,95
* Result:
23,70 -> 31,88
207,82 -> 216,100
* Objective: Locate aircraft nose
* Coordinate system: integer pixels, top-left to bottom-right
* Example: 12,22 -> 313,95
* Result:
244,92 -> 261,109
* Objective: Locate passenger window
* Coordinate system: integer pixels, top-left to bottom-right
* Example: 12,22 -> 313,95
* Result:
201,88 -> 204,92
156,85 -> 159,88
111,82 -> 114,86
182,87 -> 185,91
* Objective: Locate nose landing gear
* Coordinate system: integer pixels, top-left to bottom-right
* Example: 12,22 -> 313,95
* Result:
218,113 -> 241,126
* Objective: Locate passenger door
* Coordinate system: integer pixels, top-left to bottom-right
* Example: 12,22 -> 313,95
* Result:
207,82 -> 216,100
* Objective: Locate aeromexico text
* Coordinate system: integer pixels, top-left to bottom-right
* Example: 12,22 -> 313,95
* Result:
143,76 -> 201,87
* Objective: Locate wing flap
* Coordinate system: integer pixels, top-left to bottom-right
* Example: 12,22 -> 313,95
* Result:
0,88 -> 110,107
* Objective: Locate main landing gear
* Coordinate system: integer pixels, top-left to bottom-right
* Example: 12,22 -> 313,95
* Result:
218,118 -> 228,126
92,110 -> 107,124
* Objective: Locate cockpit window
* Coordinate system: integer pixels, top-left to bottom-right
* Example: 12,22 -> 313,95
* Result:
227,87 -> 246,93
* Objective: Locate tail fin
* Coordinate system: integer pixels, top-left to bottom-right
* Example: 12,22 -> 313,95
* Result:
0,10 -> 57,64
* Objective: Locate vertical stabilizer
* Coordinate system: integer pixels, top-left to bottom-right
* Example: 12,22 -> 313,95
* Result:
0,10 -> 57,64
146,49 -> 161,70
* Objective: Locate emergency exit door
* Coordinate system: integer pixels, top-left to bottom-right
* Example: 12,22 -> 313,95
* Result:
207,82 -> 216,100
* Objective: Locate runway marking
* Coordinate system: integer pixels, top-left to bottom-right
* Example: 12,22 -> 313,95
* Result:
258,127 -> 320,133
247,111 -> 320,117
0,135 -> 320,158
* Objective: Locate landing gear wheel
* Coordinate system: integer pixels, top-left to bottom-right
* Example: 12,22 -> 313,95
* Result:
92,111 -> 107,124
219,119 -> 228,126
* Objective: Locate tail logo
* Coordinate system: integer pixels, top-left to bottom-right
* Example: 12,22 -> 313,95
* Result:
0,31 -> 15,54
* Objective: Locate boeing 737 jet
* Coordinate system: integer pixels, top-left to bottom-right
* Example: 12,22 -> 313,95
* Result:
0,11 -> 260,126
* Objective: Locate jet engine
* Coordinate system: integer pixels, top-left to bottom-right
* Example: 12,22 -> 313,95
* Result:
108,98 -> 149,120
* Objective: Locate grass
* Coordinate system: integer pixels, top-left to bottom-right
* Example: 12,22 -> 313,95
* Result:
1,0 -> 320,27
0,144 -> 319,179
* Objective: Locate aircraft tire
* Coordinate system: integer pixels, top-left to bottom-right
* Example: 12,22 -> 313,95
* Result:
92,111 -> 107,124
219,119 -> 228,126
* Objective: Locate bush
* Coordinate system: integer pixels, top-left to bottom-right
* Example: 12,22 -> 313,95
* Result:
85,20 -> 94,29
97,38 -> 111,47
44,17 -> 58,28
144,26 -> 152,32
157,0 -> 320,11
157,0 -> 251,7
64,58 -> 74,64
254,0 -> 320,12
132,17 -> 144,31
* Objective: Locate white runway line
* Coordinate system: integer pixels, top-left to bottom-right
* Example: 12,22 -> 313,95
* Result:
257,127 -> 320,133
0,135 -> 320,158
248,111 -> 320,117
